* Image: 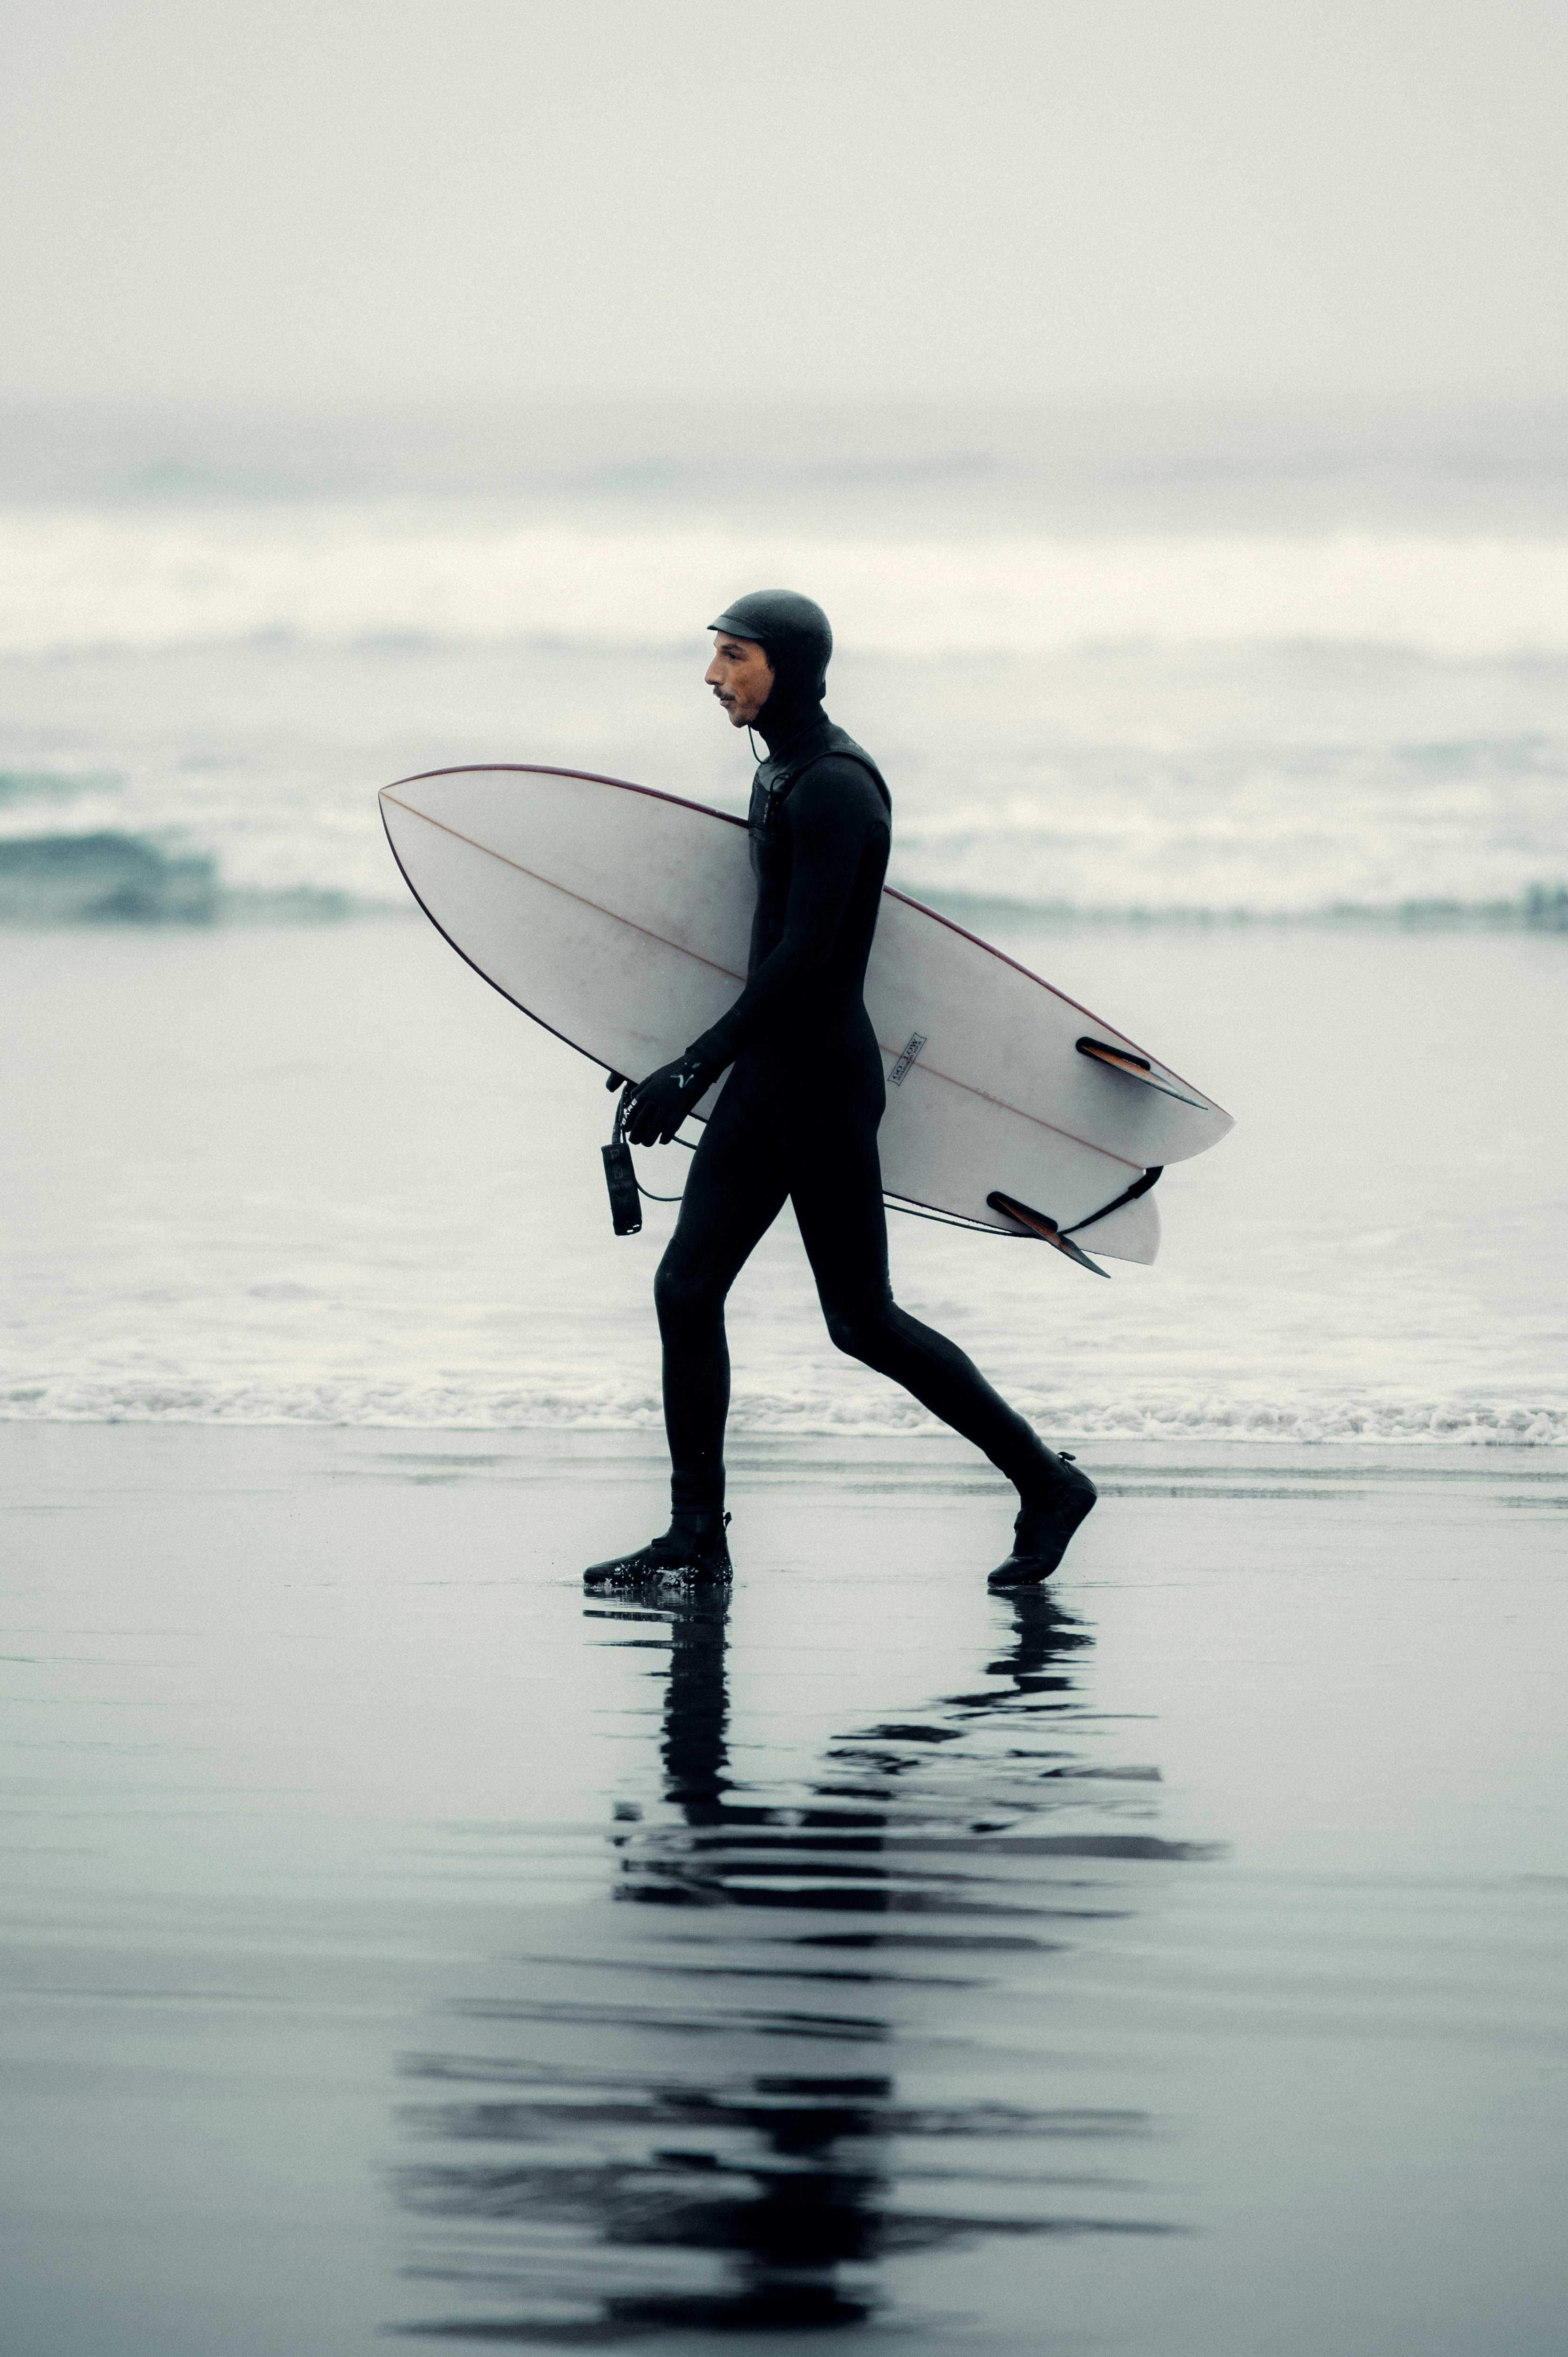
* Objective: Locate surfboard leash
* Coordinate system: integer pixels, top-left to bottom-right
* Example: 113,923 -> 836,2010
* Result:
601,1073 -> 1154,1264
603,1083 -> 686,1233
604,1074 -> 1027,1236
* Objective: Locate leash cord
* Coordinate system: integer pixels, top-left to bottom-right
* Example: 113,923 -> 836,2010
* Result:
611,1083 -> 1127,1236
619,1120 -> 1023,1231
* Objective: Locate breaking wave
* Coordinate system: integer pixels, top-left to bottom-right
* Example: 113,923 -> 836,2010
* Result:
1,825 -> 1563,929
7,509 -> 1568,660
3,1373 -> 1562,1445
0,832 -> 358,923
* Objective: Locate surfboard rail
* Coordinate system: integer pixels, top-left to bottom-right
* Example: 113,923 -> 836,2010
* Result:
378,763 -> 1234,1259
382,762 -> 1232,1132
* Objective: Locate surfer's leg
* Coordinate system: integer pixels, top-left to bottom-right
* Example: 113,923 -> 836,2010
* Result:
789,1114 -> 1051,1486
790,1113 -> 1095,1576
653,1075 -> 788,1521
586,1080 -> 784,1587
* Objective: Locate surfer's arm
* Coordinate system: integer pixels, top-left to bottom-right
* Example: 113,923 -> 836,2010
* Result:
623,763 -> 885,1146
689,761 -> 886,1065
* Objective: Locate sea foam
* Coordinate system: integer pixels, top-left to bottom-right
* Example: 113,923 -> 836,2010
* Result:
6,509 -> 1568,660
2,1371 -> 1561,1445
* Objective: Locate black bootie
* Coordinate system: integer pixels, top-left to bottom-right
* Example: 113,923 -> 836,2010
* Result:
988,1456 -> 1097,1588
584,1513 -> 732,1592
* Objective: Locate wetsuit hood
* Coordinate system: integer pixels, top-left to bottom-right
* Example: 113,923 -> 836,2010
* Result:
708,587 -> 833,750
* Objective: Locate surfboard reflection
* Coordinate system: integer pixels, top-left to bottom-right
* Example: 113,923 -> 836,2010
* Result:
389,1582 -> 1201,2340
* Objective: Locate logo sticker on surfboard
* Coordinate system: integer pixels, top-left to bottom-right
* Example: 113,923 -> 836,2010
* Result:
889,1032 -> 928,1086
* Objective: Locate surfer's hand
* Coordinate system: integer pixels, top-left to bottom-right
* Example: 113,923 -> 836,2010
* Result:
624,1052 -> 712,1146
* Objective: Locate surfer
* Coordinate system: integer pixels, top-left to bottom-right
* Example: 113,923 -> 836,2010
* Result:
584,590 -> 1096,1592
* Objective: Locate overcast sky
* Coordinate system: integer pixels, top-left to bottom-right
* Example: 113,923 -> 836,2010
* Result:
1,0 -> 1564,408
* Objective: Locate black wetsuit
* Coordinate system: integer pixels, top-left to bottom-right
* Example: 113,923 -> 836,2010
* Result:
655,708 -> 1057,1518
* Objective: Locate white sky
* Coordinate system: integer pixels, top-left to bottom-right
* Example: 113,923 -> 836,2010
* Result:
0,0 -> 1564,406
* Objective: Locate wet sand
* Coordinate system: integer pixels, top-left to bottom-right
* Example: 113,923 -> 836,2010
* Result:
3,1427 -> 1566,2354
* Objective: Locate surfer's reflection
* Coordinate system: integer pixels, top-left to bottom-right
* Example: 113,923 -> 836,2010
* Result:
389,1584 -> 1207,2338
391,1582 -> 1190,2341
588,1590 -> 891,2330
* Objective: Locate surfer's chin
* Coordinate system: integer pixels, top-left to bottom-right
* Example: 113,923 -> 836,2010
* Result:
715,695 -> 749,728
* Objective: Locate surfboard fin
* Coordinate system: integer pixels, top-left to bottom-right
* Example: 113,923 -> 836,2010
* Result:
986,1191 -> 1111,1276
1075,1036 -> 1208,1109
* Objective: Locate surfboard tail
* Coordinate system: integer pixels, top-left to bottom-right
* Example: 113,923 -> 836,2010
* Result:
1072,1188 -> 1160,1265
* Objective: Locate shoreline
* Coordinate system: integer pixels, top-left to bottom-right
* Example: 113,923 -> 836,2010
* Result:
5,918 -> 1567,1452
6,1408 -> 1568,1450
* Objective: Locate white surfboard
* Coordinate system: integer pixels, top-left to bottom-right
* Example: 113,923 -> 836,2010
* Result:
379,765 -> 1233,1267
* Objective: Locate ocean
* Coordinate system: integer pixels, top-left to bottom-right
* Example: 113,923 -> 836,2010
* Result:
6,402 -> 1568,2357
3,397 -> 1566,1441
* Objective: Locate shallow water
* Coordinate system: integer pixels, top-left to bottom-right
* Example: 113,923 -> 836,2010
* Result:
3,1427 -> 1565,2352
3,919 -> 1565,1441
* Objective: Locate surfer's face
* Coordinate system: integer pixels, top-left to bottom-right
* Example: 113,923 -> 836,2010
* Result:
705,633 -> 774,727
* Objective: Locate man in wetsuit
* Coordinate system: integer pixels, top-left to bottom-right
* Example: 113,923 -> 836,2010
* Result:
584,590 -> 1096,1592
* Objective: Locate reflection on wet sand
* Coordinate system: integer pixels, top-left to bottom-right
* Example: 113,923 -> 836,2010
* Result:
390,1587 -> 1216,2342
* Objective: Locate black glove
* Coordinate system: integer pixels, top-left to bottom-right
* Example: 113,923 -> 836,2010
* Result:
622,1048 -> 717,1146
